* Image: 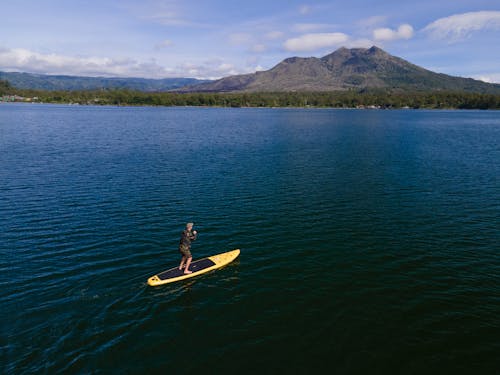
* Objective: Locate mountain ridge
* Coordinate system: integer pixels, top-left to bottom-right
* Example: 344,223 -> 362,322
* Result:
179,46 -> 500,94
0,71 -> 208,92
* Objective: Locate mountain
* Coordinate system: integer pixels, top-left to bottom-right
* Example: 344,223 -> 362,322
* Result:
179,46 -> 500,94
0,71 -> 208,91
3,47 -> 499,94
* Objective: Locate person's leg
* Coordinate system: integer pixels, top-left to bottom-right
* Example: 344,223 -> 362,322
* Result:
179,255 -> 186,270
184,256 -> 193,274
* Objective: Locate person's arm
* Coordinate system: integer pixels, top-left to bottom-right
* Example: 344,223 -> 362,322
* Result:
190,231 -> 197,241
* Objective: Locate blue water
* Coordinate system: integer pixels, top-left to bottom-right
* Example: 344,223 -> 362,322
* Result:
1,104 -> 499,373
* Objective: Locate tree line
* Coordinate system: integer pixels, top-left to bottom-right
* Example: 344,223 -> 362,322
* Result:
2,79 -> 499,109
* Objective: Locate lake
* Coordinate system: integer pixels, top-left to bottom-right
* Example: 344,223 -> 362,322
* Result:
1,104 -> 499,374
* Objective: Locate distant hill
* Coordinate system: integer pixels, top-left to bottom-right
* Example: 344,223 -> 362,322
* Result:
179,46 -> 500,94
0,71 -> 208,92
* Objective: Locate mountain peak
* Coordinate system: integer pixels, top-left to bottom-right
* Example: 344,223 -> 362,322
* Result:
368,45 -> 384,53
322,45 -> 385,59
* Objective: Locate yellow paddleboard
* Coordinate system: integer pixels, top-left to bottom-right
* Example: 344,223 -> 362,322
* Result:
147,249 -> 240,286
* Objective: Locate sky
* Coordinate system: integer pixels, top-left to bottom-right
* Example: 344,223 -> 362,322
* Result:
1,0 -> 499,82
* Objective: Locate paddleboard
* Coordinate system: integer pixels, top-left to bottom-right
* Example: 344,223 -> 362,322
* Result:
147,249 -> 240,286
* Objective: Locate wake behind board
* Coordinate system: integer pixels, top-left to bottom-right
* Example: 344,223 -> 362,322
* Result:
147,249 -> 240,286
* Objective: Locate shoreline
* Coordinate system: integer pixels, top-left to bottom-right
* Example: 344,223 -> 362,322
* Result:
2,86 -> 499,110
1,101 -> 497,111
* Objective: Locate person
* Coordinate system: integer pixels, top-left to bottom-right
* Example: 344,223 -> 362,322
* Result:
178,222 -> 197,274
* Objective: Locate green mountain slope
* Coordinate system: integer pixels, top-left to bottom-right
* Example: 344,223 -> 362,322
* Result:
0,71 -> 207,92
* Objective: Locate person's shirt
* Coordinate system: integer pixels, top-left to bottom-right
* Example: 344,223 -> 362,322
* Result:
179,229 -> 197,248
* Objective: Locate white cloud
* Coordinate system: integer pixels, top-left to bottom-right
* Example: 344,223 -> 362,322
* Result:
283,32 -> 349,52
373,24 -> 414,41
0,47 -> 135,76
471,73 -> 500,84
216,63 -> 236,73
348,38 -> 375,48
173,59 -> 257,79
265,31 -> 285,40
423,11 -> 500,40
0,46 -> 249,79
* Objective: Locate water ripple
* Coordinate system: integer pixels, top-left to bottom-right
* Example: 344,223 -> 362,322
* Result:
1,106 -> 499,374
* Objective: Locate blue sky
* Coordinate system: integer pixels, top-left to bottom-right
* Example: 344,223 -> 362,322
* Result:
1,0 -> 499,82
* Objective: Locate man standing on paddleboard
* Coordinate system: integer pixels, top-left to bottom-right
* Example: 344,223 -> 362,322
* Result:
178,222 -> 197,274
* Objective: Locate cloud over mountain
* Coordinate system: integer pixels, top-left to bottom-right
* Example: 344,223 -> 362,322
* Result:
0,46 -> 253,79
283,33 -> 349,52
423,11 -> 500,40
373,24 -> 414,41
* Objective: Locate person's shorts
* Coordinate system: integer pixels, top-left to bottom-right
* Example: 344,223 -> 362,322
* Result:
179,245 -> 192,258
